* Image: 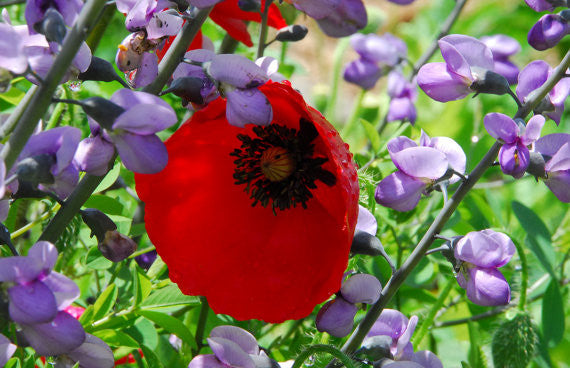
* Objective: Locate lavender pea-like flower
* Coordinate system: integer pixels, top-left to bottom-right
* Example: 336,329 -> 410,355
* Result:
480,34 -> 521,85
528,12 -> 570,51
0,333 -> 16,366
454,230 -> 515,306
386,70 -> 417,124
484,113 -> 545,179
532,133 -> 570,202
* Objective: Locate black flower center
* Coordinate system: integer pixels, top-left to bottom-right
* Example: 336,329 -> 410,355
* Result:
230,118 -> 337,213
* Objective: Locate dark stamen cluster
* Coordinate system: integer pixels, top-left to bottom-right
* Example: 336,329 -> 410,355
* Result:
230,118 -> 337,213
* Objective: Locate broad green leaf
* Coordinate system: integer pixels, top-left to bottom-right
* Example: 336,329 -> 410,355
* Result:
92,284 -> 118,322
4,358 -> 21,368
85,246 -> 113,270
512,201 -> 556,277
125,317 -> 159,350
93,329 -> 139,348
78,305 -> 95,326
359,118 -> 381,153
146,255 -> 167,280
94,162 -> 121,193
132,263 -> 152,305
0,86 -> 25,105
137,310 -> 197,350
84,195 -> 124,216
140,284 -> 200,310
542,279 -> 564,346
141,344 -> 164,368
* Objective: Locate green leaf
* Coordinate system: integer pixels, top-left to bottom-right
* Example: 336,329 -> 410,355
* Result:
359,118 -> 381,153
93,329 -> 140,348
542,279 -> 565,347
94,162 -> 121,193
4,358 -> 21,368
0,86 -> 25,105
92,284 -> 118,322
141,344 -> 164,368
78,305 -> 95,326
512,201 -> 556,277
146,255 -> 167,280
140,284 -> 200,310
84,195 -> 124,216
468,321 -> 487,368
137,310 -> 197,350
132,263 -> 152,305
85,246 -> 113,270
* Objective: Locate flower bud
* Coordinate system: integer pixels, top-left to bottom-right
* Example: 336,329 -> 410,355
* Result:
79,56 -> 130,88
16,154 -> 56,185
470,68 -> 511,97
98,230 -> 137,262
351,230 -> 384,256
526,151 -> 547,178
80,208 -> 117,243
161,77 -> 207,105
276,25 -> 309,42
357,335 -> 393,361
33,8 -> 67,44
238,0 -> 261,12
79,97 -> 126,130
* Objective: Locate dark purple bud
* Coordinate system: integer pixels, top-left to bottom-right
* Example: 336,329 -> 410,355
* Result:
80,209 -> 117,243
358,335 -> 393,361
98,230 -> 137,262
238,0 -> 261,12
527,151 -> 547,178
276,25 -> 309,42
470,68 -> 511,97
79,97 -> 126,130
341,273 -> 382,304
169,0 -> 189,12
135,250 -> 157,269
161,77 -> 207,105
351,230 -> 384,256
528,13 -> 570,51
33,8 -> 67,44
79,56 -> 130,88
16,154 -> 56,185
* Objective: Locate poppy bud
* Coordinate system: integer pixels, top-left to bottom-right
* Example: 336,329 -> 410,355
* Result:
276,25 -> 309,42
79,97 -> 126,130
16,154 -> 56,185
98,230 -> 137,262
161,77 -> 206,105
351,230 -> 384,256
79,57 -> 130,88
33,8 -> 67,44
80,208 -> 117,243
470,68 -> 511,97
491,313 -> 538,368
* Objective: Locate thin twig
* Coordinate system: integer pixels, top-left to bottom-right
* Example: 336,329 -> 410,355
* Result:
256,0 -> 274,59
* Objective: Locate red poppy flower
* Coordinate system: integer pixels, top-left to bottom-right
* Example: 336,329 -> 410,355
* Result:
135,81 -> 359,323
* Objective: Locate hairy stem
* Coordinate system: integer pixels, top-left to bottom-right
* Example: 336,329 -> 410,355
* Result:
193,297 -> 210,355
513,239 -> 529,311
293,344 -> 356,368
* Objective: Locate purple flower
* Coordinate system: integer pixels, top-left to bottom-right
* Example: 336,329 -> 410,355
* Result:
516,60 -> 570,124
0,22 -> 27,75
77,89 -> 178,174
315,0 -> 367,38
116,0 -> 183,39
290,0 -> 341,20
25,0 -> 83,33
0,333 -> 16,367
484,113 -> 545,178
19,126 -> 82,198
316,273 -> 382,337
172,49 -> 219,108
386,71 -> 417,124
366,309 -> 418,360
375,132 -> 466,211
528,13 -> 570,51
480,34 -> 521,85
417,34 -> 499,102
534,133 -> 570,202
188,326 -> 271,368
64,333 -> 114,368
454,230 -> 515,306
524,0 -> 566,12
115,32 -> 160,88
356,204 -> 377,236
135,250 -> 158,269
256,56 -> 286,82
207,54 -> 273,127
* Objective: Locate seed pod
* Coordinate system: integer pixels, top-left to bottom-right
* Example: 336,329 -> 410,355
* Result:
276,25 -> 309,42
79,57 -> 130,88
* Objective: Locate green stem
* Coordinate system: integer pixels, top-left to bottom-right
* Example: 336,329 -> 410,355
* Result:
341,89 -> 366,137
325,38 -> 350,121
256,0 -> 273,59
292,344 -> 356,368
513,239 -> 528,311
85,3 -> 116,52
411,277 -> 455,346
143,7 -> 213,95
0,0 -> 107,171
193,296 -> 210,355
45,100 -> 66,130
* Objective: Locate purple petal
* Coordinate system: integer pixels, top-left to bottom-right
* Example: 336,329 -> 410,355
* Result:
28,240 -> 58,272
74,136 -> 115,176
110,132 -> 168,174
111,88 -> 172,111
73,41 -> 92,74
528,14 -> 570,51
128,52 -> 158,88
350,33 -> 404,66
546,142 -> 570,172
0,23 -> 27,74
125,0 -> 155,31
115,33 -> 145,73
0,200 -> 8,223
40,163 -> 79,199
536,133 -> 570,157
411,350 -> 443,368
315,298 -> 358,338
343,58 -> 382,90
207,337 -> 256,368
315,0 -> 367,38
188,355 -> 226,368
0,333 -> 16,368
112,104 -> 177,134
516,60 -> 549,103
438,38 -> 473,78
21,311 -> 86,356
42,271 -> 80,310
484,112 -> 519,143
146,11 -> 184,40
255,56 -> 286,82
391,146 -> 448,180
464,266 -> 511,306
341,273 -> 382,304
521,115 -> 545,145
292,0 -> 340,19
493,59 -> 520,85
0,161 -> 5,199
481,34 -> 521,58
427,136 -> 466,182
189,0 -> 225,8
387,71 -> 415,99
395,315 -> 417,359
440,34 -> 494,71
417,62 -> 472,102
208,54 -> 268,89
499,143 -> 529,178
454,230 -> 515,268
383,362 -> 424,368
116,0 -> 138,13
374,171 -> 426,212
524,0 -> 556,11
356,205 -> 377,235
0,257 -> 42,283
367,309 -> 408,339
67,334 -> 114,368
544,170 -> 570,202
210,326 -> 259,355
387,136 -> 417,156
226,88 -> 273,127
387,97 -> 416,124
9,281 -> 58,324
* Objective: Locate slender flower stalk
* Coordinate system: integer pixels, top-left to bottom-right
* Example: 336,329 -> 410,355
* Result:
339,49 -> 570,357
257,0 -> 274,59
